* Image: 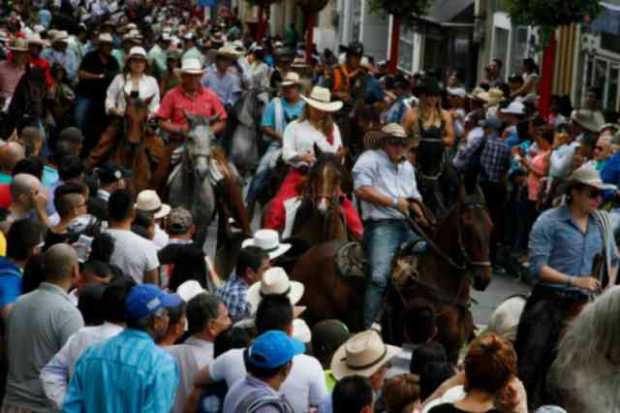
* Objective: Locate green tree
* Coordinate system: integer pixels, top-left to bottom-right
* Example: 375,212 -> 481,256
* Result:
368,0 -> 434,73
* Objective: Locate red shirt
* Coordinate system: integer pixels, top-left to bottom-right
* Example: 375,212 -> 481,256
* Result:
156,85 -> 227,129
0,184 -> 12,209
29,58 -> 54,89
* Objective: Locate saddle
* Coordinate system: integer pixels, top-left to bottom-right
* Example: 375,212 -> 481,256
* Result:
335,242 -> 366,279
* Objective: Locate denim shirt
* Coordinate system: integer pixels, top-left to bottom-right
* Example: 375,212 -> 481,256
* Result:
529,205 -> 619,292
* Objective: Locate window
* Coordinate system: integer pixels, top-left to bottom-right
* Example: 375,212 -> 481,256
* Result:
398,24 -> 414,73
492,27 -> 509,72
509,27 -> 529,76
607,65 -> 619,111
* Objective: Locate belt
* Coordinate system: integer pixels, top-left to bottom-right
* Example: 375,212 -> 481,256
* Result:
532,284 -> 590,302
364,218 -> 406,225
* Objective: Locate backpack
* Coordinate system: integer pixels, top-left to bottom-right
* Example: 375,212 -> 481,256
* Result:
237,390 -> 294,413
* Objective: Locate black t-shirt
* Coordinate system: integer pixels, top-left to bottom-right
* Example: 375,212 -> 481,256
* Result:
428,403 -> 501,413
76,51 -> 119,100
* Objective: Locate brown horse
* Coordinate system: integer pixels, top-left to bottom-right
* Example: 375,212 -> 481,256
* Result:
383,190 -> 493,362
290,154 -> 350,245
88,94 -> 169,193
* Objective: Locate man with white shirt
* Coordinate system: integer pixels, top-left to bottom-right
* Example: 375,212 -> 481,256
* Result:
194,295 -> 327,413
40,280 -> 131,409
167,293 -> 231,413
106,189 -> 159,284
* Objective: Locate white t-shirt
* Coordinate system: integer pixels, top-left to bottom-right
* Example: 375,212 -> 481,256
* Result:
209,348 -> 327,413
106,228 -> 160,283
282,120 -> 342,169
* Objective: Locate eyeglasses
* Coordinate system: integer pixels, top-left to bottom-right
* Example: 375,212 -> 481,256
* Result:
387,138 -> 407,146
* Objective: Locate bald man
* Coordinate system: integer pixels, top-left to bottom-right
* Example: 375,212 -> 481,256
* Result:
0,142 -> 25,183
0,173 -> 48,233
3,243 -> 83,412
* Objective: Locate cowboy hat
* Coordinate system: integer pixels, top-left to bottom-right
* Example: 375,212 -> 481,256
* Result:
468,86 -> 486,101
176,280 -> 205,302
241,229 -> 291,259
97,33 -> 114,44
50,30 -> 69,44
8,38 -> 28,52
331,330 -> 400,380
570,109 -> 604,133
478,88 -> 505,106
246,267 -> 305,313
179,58 -> 205,75
302,86 -> 343,112
280,72 -> 302,88
567,163 -> 616,191
363,123 -> 408,149
216,45 -> 242,60
127,46 -> 148,61
27,33 -> 48,47
135,189 -> 171,220
414,77 -> 441,96
447,87 -> 466,98
499,101 -> 525,116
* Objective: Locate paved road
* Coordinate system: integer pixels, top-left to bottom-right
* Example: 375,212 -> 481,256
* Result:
471,272 -> 531,327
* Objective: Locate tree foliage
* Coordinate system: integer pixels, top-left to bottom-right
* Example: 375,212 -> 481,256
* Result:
295,0 -> 330,14
368,0 -> 433,19
505,0 -> 601,29
246,0 -> 281,8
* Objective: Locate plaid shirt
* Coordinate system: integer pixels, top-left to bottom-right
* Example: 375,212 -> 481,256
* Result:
215,274 -> 251,322
480,133 -> 511,183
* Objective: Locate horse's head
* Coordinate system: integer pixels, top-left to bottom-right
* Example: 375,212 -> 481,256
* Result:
185,112 -> 217,180
455,192 -> 493,291
124,92 -> 152,144
304,148 -> 343,214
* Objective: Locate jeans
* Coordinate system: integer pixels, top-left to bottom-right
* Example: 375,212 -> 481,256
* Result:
246,142 -> 281,206
363,219 -> 424,328
74,95 -> 106,154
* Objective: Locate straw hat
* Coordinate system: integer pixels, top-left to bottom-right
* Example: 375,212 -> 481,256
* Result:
363,123 -> 408,149
9,38 -> 29,52
302,86 -> 343,112
50,30 -> 69,44
176,280 -> 205,302
27,33 -> 48,47
570,109 -> 605,133
135,190 -> 171,219
331,330 -> 400,380
246,267 -> 305,313
241,229 -> 291,259
216,45 -> 242,60
127,46 -> 148,61
97,33 -> 114,44
567,163 -> 616,191
179,58 -> 205,75
280,72 -> 302,87
478,87 -> 505,106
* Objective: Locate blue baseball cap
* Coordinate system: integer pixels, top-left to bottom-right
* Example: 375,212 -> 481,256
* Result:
125,284 -> 183,321
246,330 -> 305,369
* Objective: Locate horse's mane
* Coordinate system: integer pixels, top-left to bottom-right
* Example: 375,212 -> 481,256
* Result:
296,154 -> 342,195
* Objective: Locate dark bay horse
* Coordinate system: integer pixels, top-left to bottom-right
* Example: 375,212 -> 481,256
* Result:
383,191 -> 493,362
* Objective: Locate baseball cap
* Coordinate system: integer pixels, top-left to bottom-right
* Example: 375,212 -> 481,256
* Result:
246,330 -> 305,369
125,284 -> 183,320
97,163 -> 131,185
480,116 -> 503,131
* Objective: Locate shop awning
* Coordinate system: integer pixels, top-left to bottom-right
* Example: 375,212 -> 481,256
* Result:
591,2 -> 620,36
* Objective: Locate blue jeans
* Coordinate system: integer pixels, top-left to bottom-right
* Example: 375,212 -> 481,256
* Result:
363,219 -> 424,328
74,95 -> 93,133
246,142 -> 280,206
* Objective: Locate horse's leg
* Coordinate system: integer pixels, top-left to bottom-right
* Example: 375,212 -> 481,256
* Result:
145,134 -> 173,195
436,306 -> 468,365
133,145 -> 151,193
86,123 -> 120,169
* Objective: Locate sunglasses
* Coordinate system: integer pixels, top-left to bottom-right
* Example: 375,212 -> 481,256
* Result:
387,138 -> 407,146
587,188 -> 602,199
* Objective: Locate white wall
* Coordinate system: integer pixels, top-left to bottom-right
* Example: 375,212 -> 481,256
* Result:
360,0 -> 389,61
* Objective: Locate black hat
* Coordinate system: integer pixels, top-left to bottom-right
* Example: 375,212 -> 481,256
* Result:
97,163 -> 131,185
414,76 -> 441,96
343,41 -> 364,57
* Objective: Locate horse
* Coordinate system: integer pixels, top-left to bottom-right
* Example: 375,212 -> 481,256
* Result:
382,189 -> 493,362
289,153 -> 350,245
228,88 -> 266,177
167,113 -> 251,264
88,93 -> 168,194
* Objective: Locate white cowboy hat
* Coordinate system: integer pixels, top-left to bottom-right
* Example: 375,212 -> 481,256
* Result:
135,190 -> 171,220
127,46 -> 148,60
27,33 -> 48,47
280,72 -> 302,87
499,101 -> 525,116
216,45 -> 243,59
50,30 -> 69,44
241,229 -> 291,259
176,280 -> 206,302
478,87 -> 505,106
179,58 -> 205,75
330,330 -> 400,380
302,86 -> 343,112
363,123 -> 408,149
97,33 -> 114,44
246,267 -> 304,313
570,109 -> 605,133
447,87 -> 466,98
567,164 -> 617,191
292,318 -> 312,343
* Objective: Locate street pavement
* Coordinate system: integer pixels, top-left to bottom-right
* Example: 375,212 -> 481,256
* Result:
471,272 -> 531,327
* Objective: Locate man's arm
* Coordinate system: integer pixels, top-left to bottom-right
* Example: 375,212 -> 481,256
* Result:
40,342 -> 72,410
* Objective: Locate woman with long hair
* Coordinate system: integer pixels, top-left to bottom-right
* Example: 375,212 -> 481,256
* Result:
549,286 -> 620,412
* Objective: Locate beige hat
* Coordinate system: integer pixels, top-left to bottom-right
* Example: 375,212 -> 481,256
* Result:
246,267 -> 304,313
216,45 -> 243,59
567,163 -> 616,191
127,46 -> 148,60
302,86 -> 343,112
280,72 -> 301,87
97,33 -> 114,44
179,58 -> 205,75
51,30 -> 69,44
241,229 -> 291,259
570,109 -> 605,133
135,190 -> 171,219
363,123 -> 408,149
331,330 -> 400,380
27,33 -> 48,47
176,280 -> 206,302
9,38 -> 28,52
478,87 -> 505,106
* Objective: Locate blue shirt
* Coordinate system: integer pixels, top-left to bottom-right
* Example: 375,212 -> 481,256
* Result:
215,274 -> 250,323
480,133 -> 511,183
202,66 -> 242,107
63,329 -> 179,413
41,48 -> 78,82
529,206 -> 619,292
504,125 -> 521,148
260,97 -> 305,135
353,149 -> 422,221
601,150 -> 620,187
0,257 -> 22,308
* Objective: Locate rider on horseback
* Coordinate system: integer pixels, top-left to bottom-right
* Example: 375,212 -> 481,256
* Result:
353,123 -> 428,328
263,86 -> 362,239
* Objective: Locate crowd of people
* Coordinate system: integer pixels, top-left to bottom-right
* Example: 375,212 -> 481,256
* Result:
0,0 -> 619,412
